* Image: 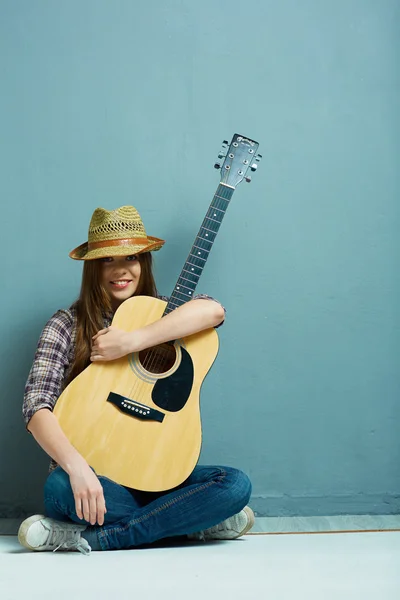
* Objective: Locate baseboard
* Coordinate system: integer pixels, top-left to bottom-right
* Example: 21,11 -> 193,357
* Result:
250,493 -> 400,517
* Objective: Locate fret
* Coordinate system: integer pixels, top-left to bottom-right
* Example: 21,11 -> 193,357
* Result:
198,235 -> 215,243
179,274 -> 199,284
189,253 -> 206,262
182,272 -> 201,284
166,299 -> 180,308
203,215 -> 220,225
193,244 -> 211,253
198,235 -> 214,244
204,211 -> 223,220
200,225 -> 216,234
213,198 -> 229,204
173,288 -> 193,299
177,282 -> 197,292
166,294 -> 190,311
186,260 -> 206,270
173,289 -> 193,299
175,283 -> 195,293
182,268 -> 201,277
199,226 -> 218,237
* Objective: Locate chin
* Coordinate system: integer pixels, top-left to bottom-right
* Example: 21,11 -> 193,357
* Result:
114,289 -> 138,302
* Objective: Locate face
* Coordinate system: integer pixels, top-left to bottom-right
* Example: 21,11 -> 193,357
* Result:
99,255 -> 141,309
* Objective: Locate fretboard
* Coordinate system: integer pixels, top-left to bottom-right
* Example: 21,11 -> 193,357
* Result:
164,183 -> 234,315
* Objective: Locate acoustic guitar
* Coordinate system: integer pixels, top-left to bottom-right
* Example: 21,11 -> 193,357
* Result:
54,133 -> 261,491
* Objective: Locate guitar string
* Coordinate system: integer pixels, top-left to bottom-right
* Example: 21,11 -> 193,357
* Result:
127,194 -> 227,405
137,197 -> 224,389
131,200 -> 219,395
126,242 -> 204,404
131,249 -> 205,403
126,297 -> 179,404
126,191 -> 229,407
130,193 -> 228,403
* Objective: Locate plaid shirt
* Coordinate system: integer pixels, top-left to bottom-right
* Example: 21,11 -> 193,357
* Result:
23,294 -> 224,472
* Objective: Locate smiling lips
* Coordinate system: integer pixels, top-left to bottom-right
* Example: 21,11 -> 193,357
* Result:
110,279 -> 132,289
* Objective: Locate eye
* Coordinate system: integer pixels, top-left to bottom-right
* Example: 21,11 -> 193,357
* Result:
126,255 -> 138,262
99,257 -> 113,263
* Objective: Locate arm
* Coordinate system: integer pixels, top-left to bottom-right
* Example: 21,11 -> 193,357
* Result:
28,408 -> 84,472
28,410 -> 106,525
24,311 -> 106,525
91,297 -> 225,361
134,298 -> 225,348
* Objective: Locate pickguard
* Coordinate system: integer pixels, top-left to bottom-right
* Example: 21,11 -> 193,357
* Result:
152,346 -> 194,412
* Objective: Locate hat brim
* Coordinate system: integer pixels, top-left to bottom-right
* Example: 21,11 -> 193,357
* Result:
69,236 -> 165,260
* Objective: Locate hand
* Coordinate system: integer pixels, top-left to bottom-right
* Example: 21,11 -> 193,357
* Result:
91,326 -> 133,362
68,461 -> 107,526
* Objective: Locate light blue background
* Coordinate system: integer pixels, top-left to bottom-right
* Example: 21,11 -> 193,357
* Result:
0,0 -> 399,517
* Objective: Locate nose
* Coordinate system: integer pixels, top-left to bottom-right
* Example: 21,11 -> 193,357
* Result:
110,259 -> 128,275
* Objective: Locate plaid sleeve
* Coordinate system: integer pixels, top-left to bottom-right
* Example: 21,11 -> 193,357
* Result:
193,294 -> 226,328
23,310 -> 74,427
157,293 -> 226,328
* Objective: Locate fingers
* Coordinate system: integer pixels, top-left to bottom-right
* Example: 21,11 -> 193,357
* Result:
97,493 -> 107,526
70,465 -> 107,526
81,496 -> 90,523
89,495 -> 98,526
91,328 -> 108,360
74,491 -> 107,526
75,497 -> 83,521
92,327 -> 110,341
91,336 -> 105,361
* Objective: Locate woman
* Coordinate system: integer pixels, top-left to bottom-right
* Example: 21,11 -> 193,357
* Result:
18,205 -> 253,554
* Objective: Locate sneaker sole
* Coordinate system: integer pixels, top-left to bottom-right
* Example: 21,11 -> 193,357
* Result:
18,514 -> 47,551
238,506 -> 255,537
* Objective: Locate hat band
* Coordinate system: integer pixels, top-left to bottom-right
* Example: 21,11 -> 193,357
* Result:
88,237 -> 150,250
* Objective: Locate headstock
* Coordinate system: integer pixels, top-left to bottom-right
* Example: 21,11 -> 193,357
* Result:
214,134 -> 261,188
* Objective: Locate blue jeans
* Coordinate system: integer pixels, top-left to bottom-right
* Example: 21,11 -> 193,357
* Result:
44,465 -> 252,551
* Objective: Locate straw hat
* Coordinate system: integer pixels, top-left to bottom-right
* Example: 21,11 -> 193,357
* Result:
69,205 -> 165,260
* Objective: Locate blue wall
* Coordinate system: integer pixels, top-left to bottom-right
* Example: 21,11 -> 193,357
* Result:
1,0 -> 399,517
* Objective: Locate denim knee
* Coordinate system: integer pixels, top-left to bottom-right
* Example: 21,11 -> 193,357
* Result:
223,466 -> 252,513
44,467 -> 70,497
44,467 -> 74,517
236,469 -> 252,505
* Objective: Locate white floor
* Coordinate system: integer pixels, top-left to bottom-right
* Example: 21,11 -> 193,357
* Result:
1,531 -> 399,600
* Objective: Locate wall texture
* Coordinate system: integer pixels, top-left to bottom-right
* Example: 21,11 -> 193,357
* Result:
0,0 -> 399,517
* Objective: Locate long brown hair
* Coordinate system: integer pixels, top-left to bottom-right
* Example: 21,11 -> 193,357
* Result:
66,252 -> 157,385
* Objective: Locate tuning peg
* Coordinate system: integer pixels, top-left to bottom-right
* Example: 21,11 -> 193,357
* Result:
222,140 -> 229,145
245,176 -> 252,183
214,163 -> 221,170
250,164 -> 258,172
255,154 -> 262,161
218,153 -> 225,159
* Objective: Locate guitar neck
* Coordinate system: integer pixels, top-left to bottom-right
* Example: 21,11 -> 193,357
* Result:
164,183 -> 235,314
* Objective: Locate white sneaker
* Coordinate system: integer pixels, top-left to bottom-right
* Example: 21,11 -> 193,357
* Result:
18,514 -> 91,555
189,506 -> 255,541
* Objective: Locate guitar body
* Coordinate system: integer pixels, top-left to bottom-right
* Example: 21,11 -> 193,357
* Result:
54,296 -> 219,491
54,134 -> 260,492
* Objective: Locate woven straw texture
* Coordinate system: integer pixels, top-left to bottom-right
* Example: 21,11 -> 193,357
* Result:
69,206 -> 165,260
90,206 -> 147,240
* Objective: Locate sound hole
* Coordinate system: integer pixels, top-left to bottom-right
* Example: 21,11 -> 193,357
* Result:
138,343 -> 177,374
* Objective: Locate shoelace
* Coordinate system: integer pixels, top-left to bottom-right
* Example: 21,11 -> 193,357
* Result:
195,520 -> 234,541
53,540 -> 91,556
207,522 -> 231,534
45,524 -> 91,555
